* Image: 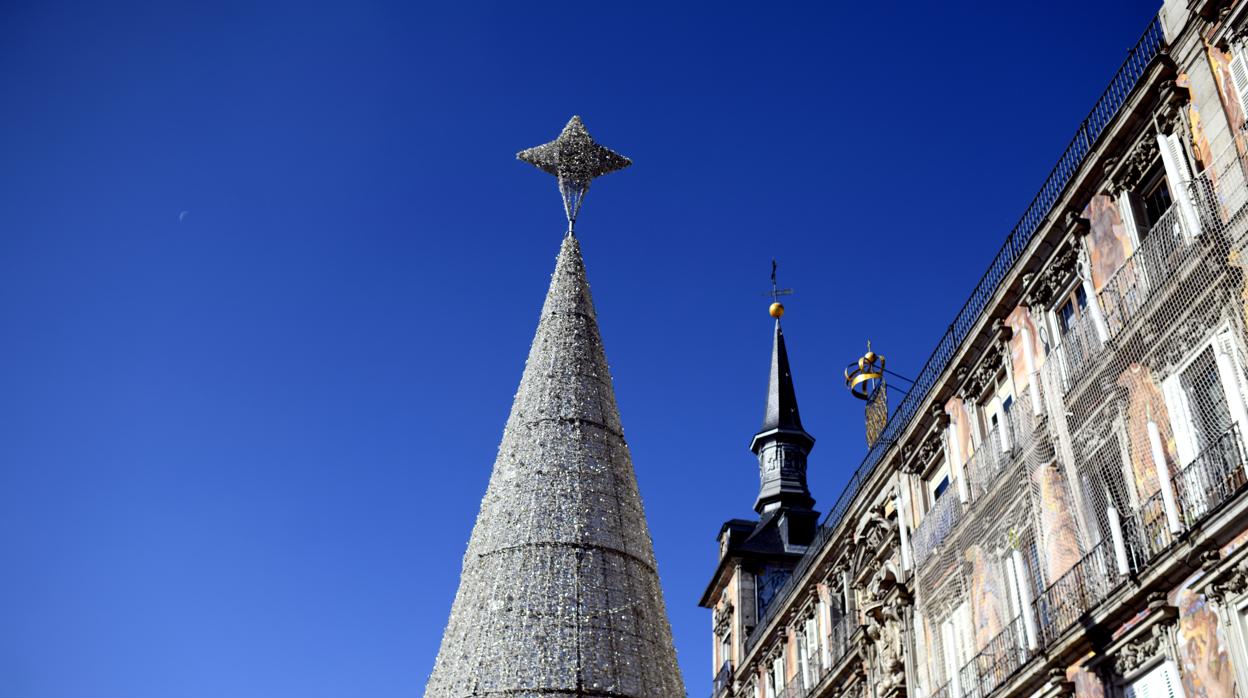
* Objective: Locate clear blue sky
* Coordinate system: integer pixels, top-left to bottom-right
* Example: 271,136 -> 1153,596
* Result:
1,1 -> 1161,696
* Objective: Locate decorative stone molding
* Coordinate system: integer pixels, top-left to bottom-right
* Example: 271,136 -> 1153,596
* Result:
990,317 -> 1014,344
1064,208 -> 1090,238
864,599 -> 906,697
1024,245 -> 1079,309
902,427 -> 946,475
1046,666 -> 1076,696
1104,130 -> 1160,196
1114,622 -> 1169,676
1205,556 -> 1248,607
959,342 -> 1006,401
715,602 -> 734,637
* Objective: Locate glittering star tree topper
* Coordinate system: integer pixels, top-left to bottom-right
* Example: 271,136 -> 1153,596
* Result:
517,115 -> 631,233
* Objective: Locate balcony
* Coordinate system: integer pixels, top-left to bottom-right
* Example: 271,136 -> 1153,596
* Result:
965,400 -> 1035,502
956,617 -> 1031,698
1044,308 -> 1104,398
1097,202 -> 1189,340
912,484 -> 964,568
1032,539 -> 1118,647
713,660 -> 733,698
1024,424 -> 1247,654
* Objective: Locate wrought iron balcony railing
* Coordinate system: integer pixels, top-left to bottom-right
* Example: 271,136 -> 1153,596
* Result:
1097,202 -> 1189,339
1032,539 -> 1118,648
1175,423 -> 1248,525
956,617 -> 1031,698
1027,424 -> 1247,651
1044,308 -> 1104,398
713,660 -> 733,698
911,483 -> 964,568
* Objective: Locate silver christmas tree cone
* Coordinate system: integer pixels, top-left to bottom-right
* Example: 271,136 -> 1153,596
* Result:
425,119 -> 685,697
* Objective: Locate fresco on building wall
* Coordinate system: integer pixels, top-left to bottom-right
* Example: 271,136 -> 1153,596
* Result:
1207,42 -> 1248,158
1032,462 -> 1082,584
945,396 -> 975,465
1082,194 -> 1133,292
1171,572 -> 1237,698
1116,363 -> 1180,499
965,545 -> 1007,649
1178,73 -> 1217,175
1006,304 -> 1045,394
1068,657 -> 1106,698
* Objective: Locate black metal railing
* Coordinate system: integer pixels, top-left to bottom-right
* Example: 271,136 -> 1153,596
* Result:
713,660 -> 733,698
779,675 -> 805,698
1032,540 -> 1118,647
1051,307 -> 1104,396
928,680 -> 952,698
911,484 -> 964,568
1098,202 -> 1189,339
1135,487 -> 1176,562
1175,423 -> 1248,525
742,16 -> 1165,654
956,617 -> 1031,698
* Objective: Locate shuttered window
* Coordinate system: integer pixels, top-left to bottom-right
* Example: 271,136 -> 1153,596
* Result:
1123,659 -> 1184,698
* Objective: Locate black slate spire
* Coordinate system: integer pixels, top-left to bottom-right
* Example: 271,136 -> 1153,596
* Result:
750,319 -> 816,514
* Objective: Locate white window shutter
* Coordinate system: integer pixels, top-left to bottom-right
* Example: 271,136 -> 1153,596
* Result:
1156,132 -> 1203,239
1230,54 -> 1248,119
1162,372 -> 1198,467
1118,190 -> 1142,243
1126,660 -> 1185,698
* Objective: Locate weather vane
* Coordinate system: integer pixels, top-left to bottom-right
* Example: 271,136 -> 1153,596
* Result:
761,258 -> 794,319
845,342 -> 889,447
517,115 -> 631,235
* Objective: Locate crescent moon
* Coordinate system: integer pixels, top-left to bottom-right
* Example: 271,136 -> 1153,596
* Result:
179,211 -> 189,222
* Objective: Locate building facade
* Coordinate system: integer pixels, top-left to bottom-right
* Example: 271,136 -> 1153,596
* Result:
701,3 -> 1248,698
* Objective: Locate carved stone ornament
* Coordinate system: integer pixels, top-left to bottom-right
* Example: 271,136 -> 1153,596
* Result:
1157,312 -> 1216,375
1024,245 -> 1079,309
1205,557 -> 1248,607
1106,130 -> 1161,196
960,342 -> 1005,401
1113,622 -> 1170,676
864,600 -> 906,694
715,602 -> 734,637
866,559 -> 904,605
918,431 -> 944,471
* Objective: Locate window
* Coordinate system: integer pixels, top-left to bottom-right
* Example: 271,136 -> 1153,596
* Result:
1078,434 -> 1142,567
1163,326 -> 1248,467
756,566 -> 792,618
1057,285 -> 1089,336
1180,347 -> 1234,454
927,458 -> 952,506
1123,660 -> 1184,698
1139,172 -> 1174,233
769,654 -> 785,695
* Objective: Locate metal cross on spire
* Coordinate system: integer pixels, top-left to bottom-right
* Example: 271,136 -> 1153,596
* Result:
762,258 -> 795,319
517,115 -> 631,234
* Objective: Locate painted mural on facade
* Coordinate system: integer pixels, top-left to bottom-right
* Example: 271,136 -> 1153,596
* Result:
1031,461 -> 1082,584
1006,304 -> 1045,395
1207,42 -> 1247,159
945,396 -> 975,467
1117,363 -> 1180,500
965,544 -> 1008,648
1179,73 -> 1217,175
1172,573 -> 1237,698
1082,193 -> 1134,292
